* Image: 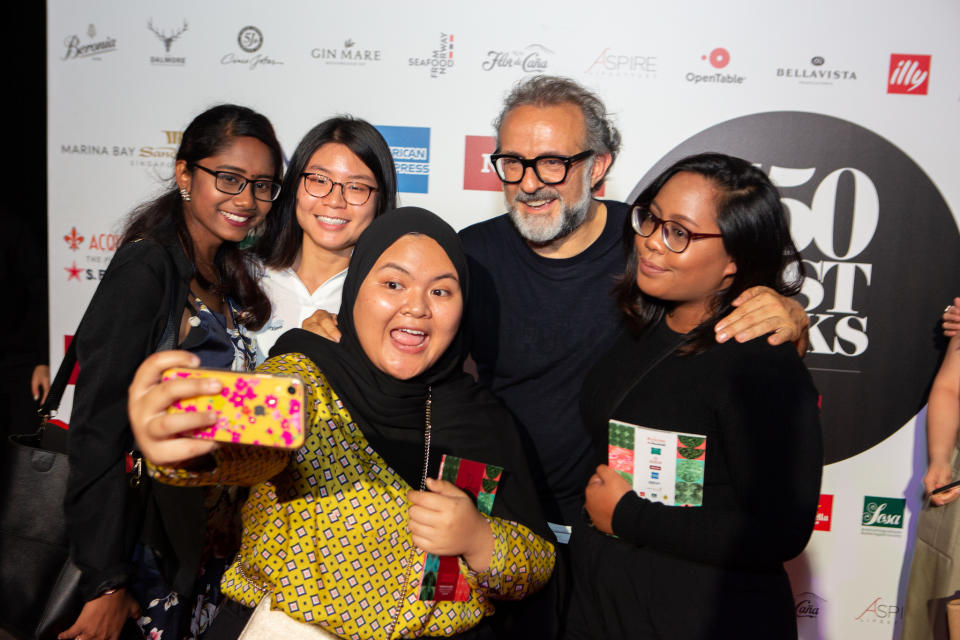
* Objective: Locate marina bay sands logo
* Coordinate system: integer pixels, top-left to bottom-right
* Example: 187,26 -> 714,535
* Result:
631,112 -> 959,464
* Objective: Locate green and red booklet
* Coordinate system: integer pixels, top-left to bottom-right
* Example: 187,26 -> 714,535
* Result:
418,455 -> 503,601
609,419 -> 706,507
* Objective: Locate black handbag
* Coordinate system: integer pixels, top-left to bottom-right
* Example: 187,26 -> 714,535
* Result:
0,342 -> 84,640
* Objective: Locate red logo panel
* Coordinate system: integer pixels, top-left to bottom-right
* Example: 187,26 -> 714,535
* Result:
887,54 -> 930,95
814,494 -> 833,531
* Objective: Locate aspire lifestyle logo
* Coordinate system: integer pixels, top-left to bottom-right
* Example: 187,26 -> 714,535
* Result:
629,112 -> 959,464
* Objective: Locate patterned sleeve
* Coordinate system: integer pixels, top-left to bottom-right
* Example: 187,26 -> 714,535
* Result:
461,517 -> 556,600
148,353 -> 319,487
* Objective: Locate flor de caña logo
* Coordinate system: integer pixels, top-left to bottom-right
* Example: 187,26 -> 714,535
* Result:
630,112 -> 959,463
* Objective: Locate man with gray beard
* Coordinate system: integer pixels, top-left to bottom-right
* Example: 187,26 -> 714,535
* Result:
459,75 -> 806,541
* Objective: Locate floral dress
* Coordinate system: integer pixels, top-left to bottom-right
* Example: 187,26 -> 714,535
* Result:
133,296 -> 255,640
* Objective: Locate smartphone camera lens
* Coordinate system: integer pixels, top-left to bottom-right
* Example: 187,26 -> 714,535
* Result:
287,386 -> 296,395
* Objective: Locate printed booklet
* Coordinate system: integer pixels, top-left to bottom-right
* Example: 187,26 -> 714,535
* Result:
418,455 -> 503,601
608,419 -> 706,507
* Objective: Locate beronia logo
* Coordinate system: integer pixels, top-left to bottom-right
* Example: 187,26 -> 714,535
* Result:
888,54 -> 930,94
62,24 -> 117,61
861,496 -> 905,530
630,112 -> 959,464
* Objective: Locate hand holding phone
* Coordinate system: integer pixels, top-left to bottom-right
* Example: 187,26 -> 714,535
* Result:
163,368 -> 305,449
931,479 -> 960,495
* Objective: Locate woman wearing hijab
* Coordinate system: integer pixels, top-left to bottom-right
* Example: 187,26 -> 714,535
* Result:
126,207 -> 556,639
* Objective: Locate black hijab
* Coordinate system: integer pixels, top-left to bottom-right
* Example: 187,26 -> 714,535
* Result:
272,207 -> 550,538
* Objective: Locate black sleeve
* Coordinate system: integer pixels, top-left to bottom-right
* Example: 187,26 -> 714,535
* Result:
65,243 -> 174,600
611,345 -> 823,570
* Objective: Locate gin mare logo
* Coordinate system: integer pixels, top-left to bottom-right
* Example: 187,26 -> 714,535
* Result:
861,496 -> 905,528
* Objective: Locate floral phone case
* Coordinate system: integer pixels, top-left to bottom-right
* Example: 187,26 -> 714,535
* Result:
162,367 -> 305,449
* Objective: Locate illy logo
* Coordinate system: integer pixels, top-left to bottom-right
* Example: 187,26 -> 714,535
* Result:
888,54 -> 930,94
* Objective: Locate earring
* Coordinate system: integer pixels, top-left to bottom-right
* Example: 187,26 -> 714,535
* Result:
180,188 -> 191,202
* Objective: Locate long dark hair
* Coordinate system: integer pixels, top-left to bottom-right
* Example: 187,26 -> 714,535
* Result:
614,152 -> 803,353
255,116 -> 398,269
121,104 -> 283,330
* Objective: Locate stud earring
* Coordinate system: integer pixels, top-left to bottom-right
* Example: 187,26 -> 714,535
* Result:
180,188 -> 191,202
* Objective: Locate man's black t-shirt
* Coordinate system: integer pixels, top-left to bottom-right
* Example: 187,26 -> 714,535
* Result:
459,200 -> 628,526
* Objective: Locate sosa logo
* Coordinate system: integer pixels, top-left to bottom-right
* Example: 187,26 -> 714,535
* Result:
630,112 -> 959,463
861,496 -> 905,529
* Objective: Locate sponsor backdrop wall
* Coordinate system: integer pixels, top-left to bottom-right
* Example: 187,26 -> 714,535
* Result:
47,1 -> 959,637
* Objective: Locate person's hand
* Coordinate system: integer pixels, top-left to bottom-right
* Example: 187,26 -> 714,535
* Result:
943,297 -> 960,337
31,364 -> 51,403
584,464 -> 632,535
127,350 -> 221,466
408,477 -> 494,572
715,286 -> 809,349
302,310 -> 341,342
925,461 -> 960,506
58,588 -> 140,640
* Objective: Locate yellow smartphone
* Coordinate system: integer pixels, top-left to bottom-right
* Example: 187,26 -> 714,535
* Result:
162,368 -> 306,449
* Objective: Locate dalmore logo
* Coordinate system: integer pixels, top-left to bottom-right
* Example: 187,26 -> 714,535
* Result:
148,19 -> 187,66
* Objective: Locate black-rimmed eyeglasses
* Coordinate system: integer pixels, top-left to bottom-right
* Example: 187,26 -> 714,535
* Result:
191,164 -> 281,202
631,206 -> 723,254
489,150 -> 594,185
301,173 -> 378,206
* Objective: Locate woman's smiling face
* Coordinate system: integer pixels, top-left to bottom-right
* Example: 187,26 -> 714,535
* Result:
634,172 -> 736,328
296,142 -> 379,259
353,234 -> 463,380
176,136 -> 276,253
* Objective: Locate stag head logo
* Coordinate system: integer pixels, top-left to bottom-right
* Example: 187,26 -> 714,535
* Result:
148,19 -> 188,53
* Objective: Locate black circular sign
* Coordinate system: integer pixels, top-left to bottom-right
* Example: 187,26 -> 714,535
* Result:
630,112 -> 960,463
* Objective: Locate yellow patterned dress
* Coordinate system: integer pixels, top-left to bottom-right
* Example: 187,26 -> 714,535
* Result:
150,352 -> 555,639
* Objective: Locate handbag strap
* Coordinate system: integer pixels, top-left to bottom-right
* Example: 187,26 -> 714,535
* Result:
39,339 -> 77,420
606,329 -> 685,419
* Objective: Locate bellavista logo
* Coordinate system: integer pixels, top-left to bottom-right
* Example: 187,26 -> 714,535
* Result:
861,496 -> 905,531
888,54 -> 930,94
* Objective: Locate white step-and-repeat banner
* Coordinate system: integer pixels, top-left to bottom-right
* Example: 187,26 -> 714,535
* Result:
47,2 -> 960,637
